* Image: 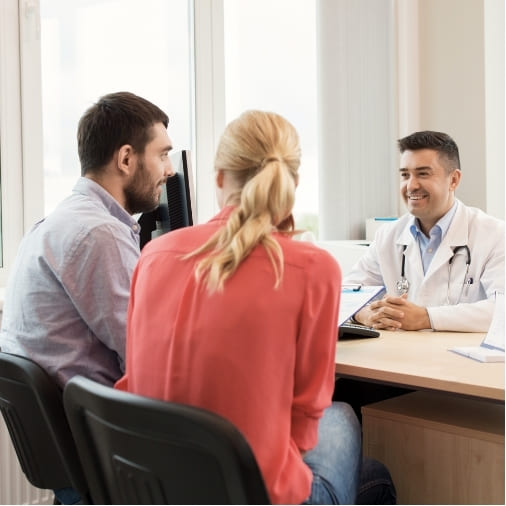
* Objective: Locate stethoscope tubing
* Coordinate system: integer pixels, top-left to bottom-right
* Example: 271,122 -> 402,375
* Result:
397,244 -> 471,304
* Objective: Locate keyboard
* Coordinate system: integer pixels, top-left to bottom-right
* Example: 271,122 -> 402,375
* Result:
338,322 -> 380,340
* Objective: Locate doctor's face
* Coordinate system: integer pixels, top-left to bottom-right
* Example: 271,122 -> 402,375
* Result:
399,148 -> 461,235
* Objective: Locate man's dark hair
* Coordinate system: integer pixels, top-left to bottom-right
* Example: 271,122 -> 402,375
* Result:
77,91 -> 169,176
398,130 -> 460,173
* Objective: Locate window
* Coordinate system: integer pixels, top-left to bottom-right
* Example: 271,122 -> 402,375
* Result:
223,0 -> 318,234
0,146 -> 3,266
0,0 -> 24,282
40,0 -> 194,215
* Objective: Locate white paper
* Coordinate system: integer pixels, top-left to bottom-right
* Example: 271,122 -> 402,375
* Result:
483,292 -> 505,351
449,293 -> 505,362
450,346 -> 504,363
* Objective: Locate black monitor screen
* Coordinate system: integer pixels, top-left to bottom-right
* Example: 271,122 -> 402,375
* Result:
138,150 -> 195,249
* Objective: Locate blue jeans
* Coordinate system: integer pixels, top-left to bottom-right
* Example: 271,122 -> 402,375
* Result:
303,402 -> 362,504
356,457 -> 396,504
53,487 -> 82,505
302,402 -> 397,504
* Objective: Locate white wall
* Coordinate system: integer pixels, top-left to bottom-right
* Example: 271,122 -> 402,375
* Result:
415,0 -> 504,219
317,0 -> 398,240
317,0 -> 504,241
484,0 -> 505,219
417,0 -> 486,211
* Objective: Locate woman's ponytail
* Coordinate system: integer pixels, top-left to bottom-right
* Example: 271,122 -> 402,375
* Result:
184,110 -> 301,293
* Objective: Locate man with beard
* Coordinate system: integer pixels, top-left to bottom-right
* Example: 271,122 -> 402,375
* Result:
0,92 -> 173,390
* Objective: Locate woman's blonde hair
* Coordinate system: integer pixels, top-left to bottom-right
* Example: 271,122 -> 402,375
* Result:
185,110 -> 301,293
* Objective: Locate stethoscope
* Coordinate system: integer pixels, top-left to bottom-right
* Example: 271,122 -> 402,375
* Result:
397,244 -> 472,304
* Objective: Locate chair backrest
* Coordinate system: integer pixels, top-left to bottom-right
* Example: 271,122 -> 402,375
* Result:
0,352 -> 88,496
63,375 -> 271,505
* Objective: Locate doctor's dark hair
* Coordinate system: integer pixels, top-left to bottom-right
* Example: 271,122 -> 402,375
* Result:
184,110 -> 301,293
77,91 -> 169,176
398,130 -> 460,174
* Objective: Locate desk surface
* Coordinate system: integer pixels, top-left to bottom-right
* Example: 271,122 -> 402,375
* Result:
335,331 -> 505,402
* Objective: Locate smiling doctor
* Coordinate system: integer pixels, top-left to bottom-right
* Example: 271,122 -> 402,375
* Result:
344,130 -> 504,332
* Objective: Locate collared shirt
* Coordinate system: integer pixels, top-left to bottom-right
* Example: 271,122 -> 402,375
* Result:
409,201 -> 458,274
0,177 -> 140,387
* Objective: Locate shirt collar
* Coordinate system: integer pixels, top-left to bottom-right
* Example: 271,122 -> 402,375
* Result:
72,177 -> 140,233
209,205 -> 236,223
409,200 -> 458,241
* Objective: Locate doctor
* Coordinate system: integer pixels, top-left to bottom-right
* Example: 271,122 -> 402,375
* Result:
345,130 -> 504,332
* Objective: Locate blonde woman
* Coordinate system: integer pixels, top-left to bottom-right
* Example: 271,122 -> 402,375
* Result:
116,111 -> 362,504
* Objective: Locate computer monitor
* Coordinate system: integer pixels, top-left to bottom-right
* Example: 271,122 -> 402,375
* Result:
138,150 -> 196,249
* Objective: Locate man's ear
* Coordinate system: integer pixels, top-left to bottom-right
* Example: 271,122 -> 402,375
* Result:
449,169 -> 462,191
117,144 -> 135,176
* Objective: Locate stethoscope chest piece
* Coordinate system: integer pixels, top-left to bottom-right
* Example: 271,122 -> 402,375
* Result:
396,277 -> 409,295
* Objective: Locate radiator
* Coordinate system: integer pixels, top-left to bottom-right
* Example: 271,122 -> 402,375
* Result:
0,417 -> 53,505
0,310 -> 52,504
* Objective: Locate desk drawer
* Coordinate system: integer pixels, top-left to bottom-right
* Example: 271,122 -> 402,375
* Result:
362,391 -> 505,505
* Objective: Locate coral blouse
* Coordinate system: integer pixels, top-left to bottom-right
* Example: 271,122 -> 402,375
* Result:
116,207 -> 341,504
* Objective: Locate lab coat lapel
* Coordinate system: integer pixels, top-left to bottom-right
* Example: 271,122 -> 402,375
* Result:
443,200 -> 469,247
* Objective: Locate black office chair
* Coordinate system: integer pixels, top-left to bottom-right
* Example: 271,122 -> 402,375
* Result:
0,352 -> 89,502
63,375 -> 271,505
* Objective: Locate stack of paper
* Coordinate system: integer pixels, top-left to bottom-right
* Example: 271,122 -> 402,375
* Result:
450,293 -> 505,363
449,346 -> 504,363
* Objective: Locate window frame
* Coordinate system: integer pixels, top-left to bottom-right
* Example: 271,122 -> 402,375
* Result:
193,0 -> 225,224
0,0 -> 225,286
0,0 -> 25,286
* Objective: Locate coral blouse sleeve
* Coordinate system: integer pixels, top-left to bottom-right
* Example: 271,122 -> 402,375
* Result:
291,250 -> 341,451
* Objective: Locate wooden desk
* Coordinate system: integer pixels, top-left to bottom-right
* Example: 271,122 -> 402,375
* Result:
335,330 -> 504,402
335,330 -> 505,504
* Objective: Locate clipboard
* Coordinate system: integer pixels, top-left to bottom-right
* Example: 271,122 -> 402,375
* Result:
338,285 -> 385,326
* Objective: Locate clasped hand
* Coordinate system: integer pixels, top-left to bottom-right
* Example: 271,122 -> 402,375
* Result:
355,293 -> 431,331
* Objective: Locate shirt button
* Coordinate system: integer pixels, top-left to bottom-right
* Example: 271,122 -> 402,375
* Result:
132,224 -> 140,232
428,248 -> 433,253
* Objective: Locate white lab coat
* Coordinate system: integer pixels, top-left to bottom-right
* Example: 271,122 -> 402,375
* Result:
344,200 -> 505,332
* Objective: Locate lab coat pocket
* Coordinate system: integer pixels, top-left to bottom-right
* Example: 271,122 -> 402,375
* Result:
449,273 -> 478,303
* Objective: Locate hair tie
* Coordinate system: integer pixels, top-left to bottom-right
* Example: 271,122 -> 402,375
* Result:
259,157 -> 281,170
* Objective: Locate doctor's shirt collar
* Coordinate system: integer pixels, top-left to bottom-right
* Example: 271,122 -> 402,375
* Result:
409,200 -> 458,242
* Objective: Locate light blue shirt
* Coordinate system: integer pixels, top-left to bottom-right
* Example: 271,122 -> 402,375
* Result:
0,178 -> 140,387
409,201 -> 458,274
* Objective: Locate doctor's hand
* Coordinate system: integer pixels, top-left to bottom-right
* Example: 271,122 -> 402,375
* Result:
354,294 -> 431,331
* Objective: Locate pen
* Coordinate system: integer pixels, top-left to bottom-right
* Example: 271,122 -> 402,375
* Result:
342,284 -> 362,292
464,277 -> 473,296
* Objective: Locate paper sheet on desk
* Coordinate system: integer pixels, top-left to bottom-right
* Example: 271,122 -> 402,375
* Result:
449,346 -> 504,362
338,286 -> 385,326
450,293 -> 505,363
